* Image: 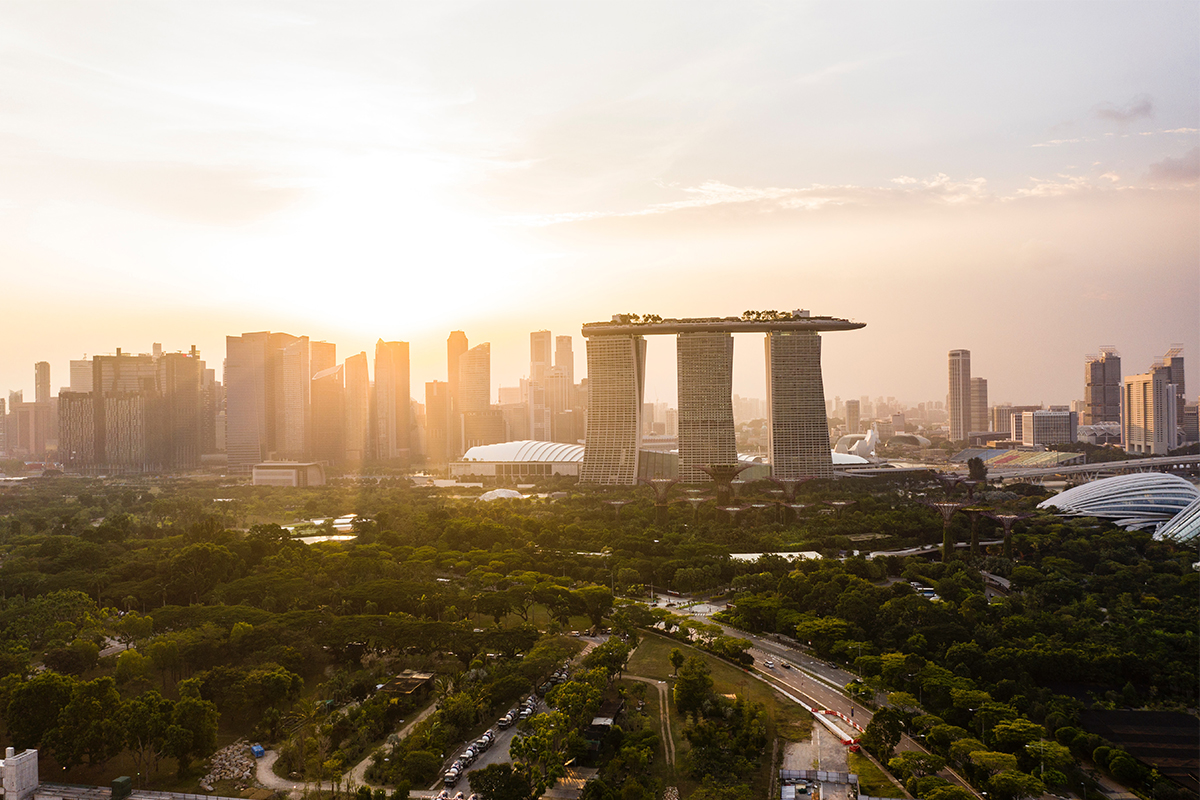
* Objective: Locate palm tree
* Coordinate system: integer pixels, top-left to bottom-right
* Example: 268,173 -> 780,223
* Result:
285,697 -> 323,779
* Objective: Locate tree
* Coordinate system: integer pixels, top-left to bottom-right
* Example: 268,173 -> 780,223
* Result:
468,763 -> 536,800
575,585 -> 614,632
673,656 -> 713,717
44,676 -> 124,768
971,751 -> 1019,776
988,770 -> 1045,800
122,690 -> 175,782
861,707 -> 904,760
991,719 -> 1044,752
6,671 -> 77,749
889,751 -> 946,780
168,685 -> 218,776
669,648 -> 685,676
967,457 -> 987,483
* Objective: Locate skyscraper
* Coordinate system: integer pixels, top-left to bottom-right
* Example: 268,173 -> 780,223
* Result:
1084,348 -> 1122,425
374,339 -> 411,462
447,331 -> 468,457
948,349 -> 971,442
529,330 -> 553,441
844,399 -> 860,435
555,335 -> 574,387
1123,362 -> 1178,455
34,362 -> 50,404
311,364 -> 344,464
1163,347 -> 1186,427
459,343 -> 505,450
677,332 -> 736,482
580,334 -> 646,485
765,331 -> 832,479
425,381 -> 452,465
343,352 -> 370,465
970,377 -> 988,434
225,332 -> 270,473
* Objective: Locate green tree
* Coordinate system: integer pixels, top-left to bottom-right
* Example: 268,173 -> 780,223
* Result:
468,763 -> 536,800
988,770 -> 1046,800
889,751 -> 946,780
122,690 -> 174,782
6,671 -> 77,749
673,656 -> 713,717
45,676 -> 124,768
861,707 -> 904,760
669,648 -> 685,676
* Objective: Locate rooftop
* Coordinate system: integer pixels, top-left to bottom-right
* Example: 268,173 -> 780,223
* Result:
582,312 -> 864,337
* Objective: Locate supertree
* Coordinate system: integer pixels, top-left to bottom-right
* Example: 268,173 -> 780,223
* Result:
924,500 -> 966,561
986,512 -> 1033,559
639,478 -> 679,527
697,463 -> 754,507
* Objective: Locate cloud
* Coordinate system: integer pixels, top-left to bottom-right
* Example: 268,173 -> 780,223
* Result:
1145,147 -> 1200,184
1031,138 -> 1087,148
510,173 -> 994,226
1095,95 -> 1154,123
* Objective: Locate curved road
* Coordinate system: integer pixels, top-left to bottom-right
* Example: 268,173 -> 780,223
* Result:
691,613 -> 983,800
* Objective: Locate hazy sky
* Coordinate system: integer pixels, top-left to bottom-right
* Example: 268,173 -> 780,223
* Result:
2,1 -> 1197,409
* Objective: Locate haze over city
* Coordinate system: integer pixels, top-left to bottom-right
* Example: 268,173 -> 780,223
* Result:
2,1 -> 1197,406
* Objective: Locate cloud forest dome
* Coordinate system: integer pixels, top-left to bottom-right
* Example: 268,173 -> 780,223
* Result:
1038,472 -> 1200,531
1155,495 -> 1200,545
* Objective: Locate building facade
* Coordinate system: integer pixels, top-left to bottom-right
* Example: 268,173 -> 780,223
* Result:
970,376 -> 988,433
677,332 -> 736,482
579,334 -> 646,485
374,339 -> 411,462
948,349 -> 971,442
1084,348 -> 1122,425
766,331 -> 832,479
1123,364 -> 1178,455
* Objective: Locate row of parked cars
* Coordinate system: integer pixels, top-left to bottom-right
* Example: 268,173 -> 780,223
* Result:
442,728 -> 497,787
435,792 -> 478,800
443,663 -> 572,788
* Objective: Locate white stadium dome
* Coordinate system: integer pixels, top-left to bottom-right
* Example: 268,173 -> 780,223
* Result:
1155,496 -> 1200,545
460,440 -> 584,463
1038,473 -> 1200,531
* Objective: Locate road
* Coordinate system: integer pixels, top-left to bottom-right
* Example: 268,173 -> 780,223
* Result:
689,612 -> 982,800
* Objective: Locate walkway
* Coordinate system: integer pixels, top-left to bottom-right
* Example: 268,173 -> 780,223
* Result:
254,701 -> 439,796
624,675 -> 675,766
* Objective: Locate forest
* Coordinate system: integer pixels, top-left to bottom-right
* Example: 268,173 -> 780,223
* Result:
0,469 -> 1194,800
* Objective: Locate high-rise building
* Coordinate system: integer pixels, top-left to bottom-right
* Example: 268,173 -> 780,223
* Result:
69,360 -> 93,392
311,341 -> 337,375
457,343 -> 504,451
948,349 -> 971,442
1084,348 -> 1122,425
34,362 -> 50,405
844,399 -> 860,435
971,377 -> 988,433
1020,410 -> 1078,446
343,352 -> 370,465
555,335 -> 574,388
446,331 -> 469,458
425,381 -> 452,465
225,332 -> 271,473
310,364 -> 344,464
374,339 -> 411,462
276,335 -> 311,459
60,346 -> 203,473
766,331 -> 832,479
580,334 -> 647,485
1163,347 -> 1186,427
1123,362 -> 1178,455
529,330 -> 553,441
677,332 -> 736,482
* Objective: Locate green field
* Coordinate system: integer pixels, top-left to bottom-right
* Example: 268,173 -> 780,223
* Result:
849,750 -> 901,797
626,630 -> 815,798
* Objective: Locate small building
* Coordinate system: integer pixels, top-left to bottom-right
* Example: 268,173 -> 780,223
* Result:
252,462 -> 326,487
380,670 -> 435,701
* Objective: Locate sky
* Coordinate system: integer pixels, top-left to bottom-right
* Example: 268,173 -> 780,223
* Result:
2,1 -> 1198,410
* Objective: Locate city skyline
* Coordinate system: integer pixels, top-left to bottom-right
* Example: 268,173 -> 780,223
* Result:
1,2 -> 1197,407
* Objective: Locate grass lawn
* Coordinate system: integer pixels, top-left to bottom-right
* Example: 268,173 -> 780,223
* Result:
627,630 -> 816,798
617,678 -> 677,790
849,751 -> 900,797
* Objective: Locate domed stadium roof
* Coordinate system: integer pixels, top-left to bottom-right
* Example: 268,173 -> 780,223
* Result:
1156,495 -> 1200,544
1038,473 -> 1200,530
478,488 -> 525,502
460,440 -> 584,463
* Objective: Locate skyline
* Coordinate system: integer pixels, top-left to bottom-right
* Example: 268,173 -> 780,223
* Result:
2,2 -> 1197,406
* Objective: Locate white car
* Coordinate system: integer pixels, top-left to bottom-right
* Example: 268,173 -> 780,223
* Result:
765,660 -> 775,668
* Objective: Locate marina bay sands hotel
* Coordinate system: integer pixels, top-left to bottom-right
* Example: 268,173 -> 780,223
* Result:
580,311 -> 865,485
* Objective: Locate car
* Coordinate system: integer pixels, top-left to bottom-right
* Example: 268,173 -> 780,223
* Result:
781,662 -> 792,669
765,660 -> 775,668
